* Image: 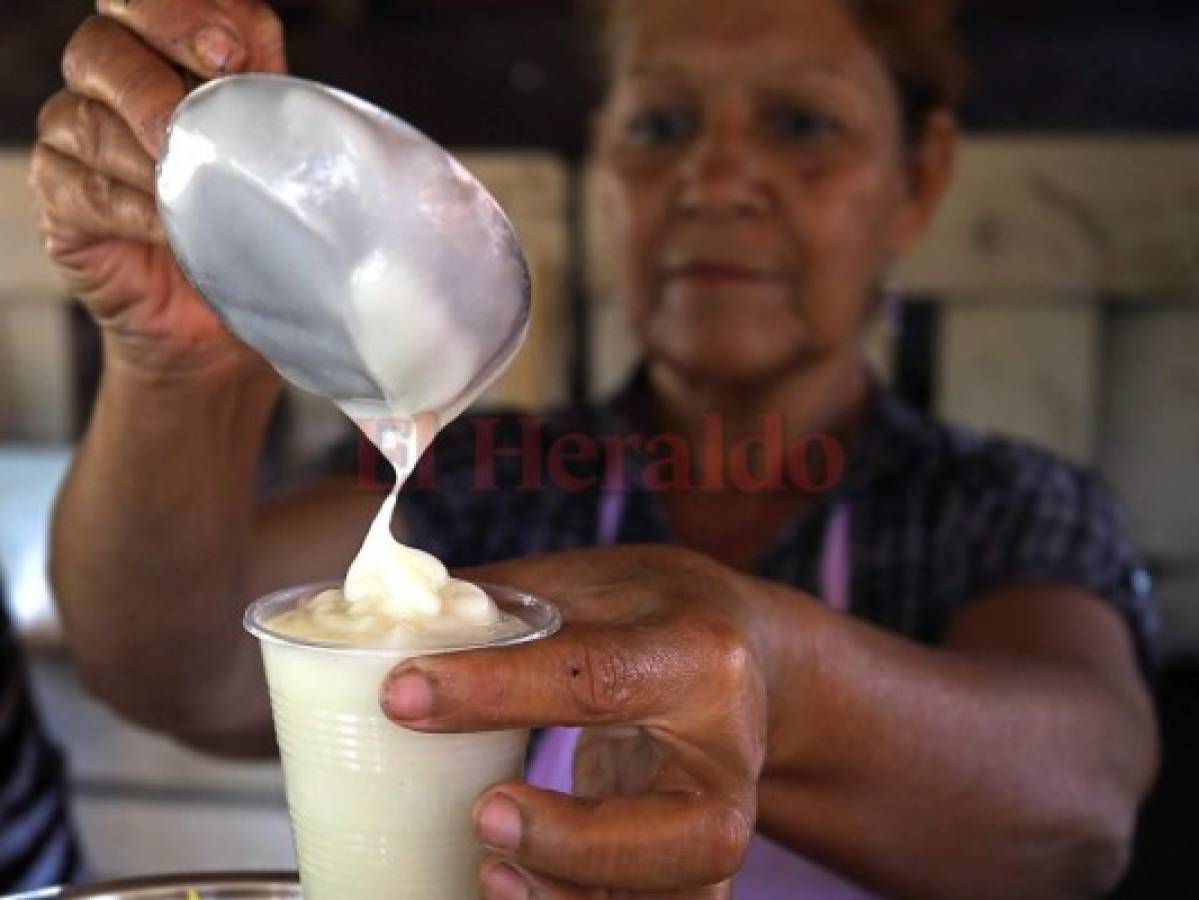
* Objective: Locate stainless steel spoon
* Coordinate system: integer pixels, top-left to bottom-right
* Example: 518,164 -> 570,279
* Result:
155,74 -> 530,428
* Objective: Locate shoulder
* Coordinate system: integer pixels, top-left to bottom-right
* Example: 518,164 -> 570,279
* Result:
864,393 -> 1157,671
865,390 -> 1119,519
948,426 -> 1127,556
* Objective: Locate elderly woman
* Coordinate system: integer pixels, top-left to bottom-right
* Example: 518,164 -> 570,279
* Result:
32,0 -> 1157,897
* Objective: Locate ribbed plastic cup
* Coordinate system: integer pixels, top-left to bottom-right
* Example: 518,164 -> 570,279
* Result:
244,581 -> 560,900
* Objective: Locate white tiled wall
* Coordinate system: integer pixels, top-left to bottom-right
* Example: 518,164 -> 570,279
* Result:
0,152 -> 75,444
1100,308 -> 1199,648
0,300 -> 73,443
0,153 -> 61,298
895,138 -> 1199,300
461,152 -> 572,414
937,304 -> 1101,463
28,654 -> 294,879
1100,308 -> 1199,561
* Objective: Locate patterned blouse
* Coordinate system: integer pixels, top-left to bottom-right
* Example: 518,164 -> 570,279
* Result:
342,367 -> 1156,676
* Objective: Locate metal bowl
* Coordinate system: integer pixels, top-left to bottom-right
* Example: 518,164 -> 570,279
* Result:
6,872 -> 300,899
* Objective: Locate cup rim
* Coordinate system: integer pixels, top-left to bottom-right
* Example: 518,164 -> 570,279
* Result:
243,579 -> 560,657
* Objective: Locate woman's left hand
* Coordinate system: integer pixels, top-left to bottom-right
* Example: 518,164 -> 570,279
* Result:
379,545 -> 769,899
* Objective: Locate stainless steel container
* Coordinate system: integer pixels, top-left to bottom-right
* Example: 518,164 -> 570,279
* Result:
4,872 -> 300,899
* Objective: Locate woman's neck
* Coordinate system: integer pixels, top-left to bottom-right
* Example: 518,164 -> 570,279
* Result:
646,352 -> 872,483
640,351 -> 871,568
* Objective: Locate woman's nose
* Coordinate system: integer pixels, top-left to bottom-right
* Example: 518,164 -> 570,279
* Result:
675,130 -> 770,218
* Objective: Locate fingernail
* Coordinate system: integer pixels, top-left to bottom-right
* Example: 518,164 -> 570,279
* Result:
482,862 -> 530,900
476,794 -> 522,851
381,670 -> 434,721
193,25 -> 242,72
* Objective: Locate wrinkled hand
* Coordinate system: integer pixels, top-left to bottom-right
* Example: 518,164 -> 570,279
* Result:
29,0 -> 286,376
380,546 -> 768,899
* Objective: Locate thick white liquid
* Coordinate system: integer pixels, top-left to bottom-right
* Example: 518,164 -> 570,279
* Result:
187,77 -> 532,899
169,74 -> 539,899
262,639 -> 527,899
256,400 -> 533,898
259,438 -> 536,898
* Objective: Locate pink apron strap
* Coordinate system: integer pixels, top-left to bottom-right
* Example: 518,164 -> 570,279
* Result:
596,486 -> 626,549
599,469 -> 852,614
524,725 -> 582,792
529,491 -> 851,791
819,501 -> 852,613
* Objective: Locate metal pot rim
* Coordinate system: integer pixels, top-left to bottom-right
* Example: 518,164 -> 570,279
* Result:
9,871 -> 300,899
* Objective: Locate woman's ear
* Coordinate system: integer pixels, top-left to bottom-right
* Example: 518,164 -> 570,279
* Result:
886,109 -> 959,256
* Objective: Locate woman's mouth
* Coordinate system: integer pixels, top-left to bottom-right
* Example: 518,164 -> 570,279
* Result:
663,262 -> 787,285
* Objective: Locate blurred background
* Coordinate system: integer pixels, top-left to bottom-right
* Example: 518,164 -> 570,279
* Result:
0,0 -> 1196,895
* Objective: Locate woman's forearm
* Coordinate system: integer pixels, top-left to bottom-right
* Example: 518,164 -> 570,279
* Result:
750,579 -> 1157,900
50,349 -> 282,752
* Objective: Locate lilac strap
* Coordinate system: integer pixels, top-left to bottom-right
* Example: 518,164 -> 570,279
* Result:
598,480 -> 853,612
524,725 -> 581,792
526,478 -> 874,897
820,501 -> 852,613
596,486 -> 626,548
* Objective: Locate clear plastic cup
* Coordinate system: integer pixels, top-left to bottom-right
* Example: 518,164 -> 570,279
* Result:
244,581 -> 560,900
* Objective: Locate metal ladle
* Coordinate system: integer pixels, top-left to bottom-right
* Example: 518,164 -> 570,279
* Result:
155,74 -> 530,431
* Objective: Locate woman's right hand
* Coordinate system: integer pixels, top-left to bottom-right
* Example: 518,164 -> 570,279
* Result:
29,0 -> 287,376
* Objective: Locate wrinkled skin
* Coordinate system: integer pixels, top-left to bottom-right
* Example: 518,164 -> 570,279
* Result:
30,0 -> 286,377
382,546 -> 767,898
593,0 -> 953,387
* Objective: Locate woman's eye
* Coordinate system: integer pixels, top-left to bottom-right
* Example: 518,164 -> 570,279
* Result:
624,108 -> 699,146
764,107 -> 839,142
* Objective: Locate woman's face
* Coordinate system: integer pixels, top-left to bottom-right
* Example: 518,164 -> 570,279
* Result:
595,0 -> 955,385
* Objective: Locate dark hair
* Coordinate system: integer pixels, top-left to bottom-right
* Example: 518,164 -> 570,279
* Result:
586,0 -> 969,144
848,0 -> 968,140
